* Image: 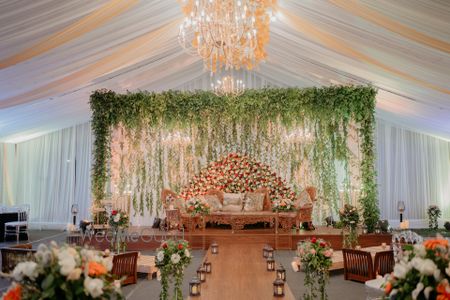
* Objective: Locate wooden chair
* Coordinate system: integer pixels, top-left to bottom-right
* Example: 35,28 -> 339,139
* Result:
1,247 -> 36,273
342,249 -> 375,282
374,250 -> 395,276
66,235 -> 84,247
111,252 -> 138,285
10,243 -> 32,249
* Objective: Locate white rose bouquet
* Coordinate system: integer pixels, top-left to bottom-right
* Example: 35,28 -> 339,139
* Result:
384,237 -> 450,299
156,240 -> 192,300
3,242 -> 122,299
108,209 -> 129,229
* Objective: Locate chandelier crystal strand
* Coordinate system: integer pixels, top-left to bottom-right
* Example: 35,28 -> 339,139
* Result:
178,0 -> 276,73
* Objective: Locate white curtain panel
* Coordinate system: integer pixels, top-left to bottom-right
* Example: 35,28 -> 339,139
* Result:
0,123 -> 92,228
377,118 -> 450,227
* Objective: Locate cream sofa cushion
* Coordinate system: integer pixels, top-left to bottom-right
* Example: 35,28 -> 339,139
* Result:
223,193 -> 245,206
294,190 -> 312,209
221,204 -> 243,212
199,195 -> 222,212
243,192 -> 264,211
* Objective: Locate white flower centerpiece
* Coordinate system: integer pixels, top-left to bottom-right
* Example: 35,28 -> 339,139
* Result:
3,242 -> 122,299
108,209 -> 129,253
156,240 -> 192,300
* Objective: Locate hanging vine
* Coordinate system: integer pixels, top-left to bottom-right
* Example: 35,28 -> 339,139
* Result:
90,86 -> 379,231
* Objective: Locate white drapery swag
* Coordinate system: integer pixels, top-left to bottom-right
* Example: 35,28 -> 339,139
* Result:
1,119 -> 449,228
0,123 -> 92,228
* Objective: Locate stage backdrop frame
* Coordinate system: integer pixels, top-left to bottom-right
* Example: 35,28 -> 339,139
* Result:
90,86 -> 378,231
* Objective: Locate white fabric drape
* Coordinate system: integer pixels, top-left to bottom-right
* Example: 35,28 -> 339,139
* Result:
0,123 -> 92,228
376,118 -> 450,227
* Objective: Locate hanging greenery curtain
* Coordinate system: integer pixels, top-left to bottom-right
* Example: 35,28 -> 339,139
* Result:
90,86 -> 379,231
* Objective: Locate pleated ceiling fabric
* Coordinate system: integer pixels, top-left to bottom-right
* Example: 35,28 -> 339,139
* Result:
0,0 -> 449,142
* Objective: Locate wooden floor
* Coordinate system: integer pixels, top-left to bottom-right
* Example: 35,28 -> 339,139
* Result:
189,243 -> 295,300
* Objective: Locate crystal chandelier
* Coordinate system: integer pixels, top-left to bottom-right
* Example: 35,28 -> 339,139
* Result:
178,0 -> 276,73
211,75 -> 245,97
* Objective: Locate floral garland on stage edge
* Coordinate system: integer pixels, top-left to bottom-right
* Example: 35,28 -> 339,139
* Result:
339,204 -> 360,249
298,237 -> 333,300
384,237 -> 450,299
3,243 -> 122,300
156,240 -> 192,300
179,153 -> 296,202
109,209 -> 129,253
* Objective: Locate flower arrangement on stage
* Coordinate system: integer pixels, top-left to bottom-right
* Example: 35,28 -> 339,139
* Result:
298,237 -> 333,300
3,242 -> 122,300
186,197 -> 210,217
339,204 -> 360,248
179,153 -> 296,203
384,237 -> 450,299
156,240 -> 192,300
109,209 -> 129,228
427,205 -> 441,230
109,209 -> 129,253
272,199 -> 296,212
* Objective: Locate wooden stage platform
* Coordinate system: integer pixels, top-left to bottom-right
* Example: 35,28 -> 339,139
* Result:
86,226 -> 392,251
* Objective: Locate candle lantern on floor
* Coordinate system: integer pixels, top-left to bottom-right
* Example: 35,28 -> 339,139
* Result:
276,264 -> 286,281
263,245 -> 269,258
267,257 -> 275,271
71,204 -> 79,226
273,278 -> 285,297
267,247 -> 274,259
189,277 -> 201,296
203,260 -> 212,273
211,242 -> 219,254
197,267 -> 206,282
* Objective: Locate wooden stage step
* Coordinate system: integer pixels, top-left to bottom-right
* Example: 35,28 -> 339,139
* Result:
189,243 -> 295,300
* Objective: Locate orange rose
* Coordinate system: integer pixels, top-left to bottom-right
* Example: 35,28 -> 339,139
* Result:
437,280 -> 450,300
384,282 -> 392,295
4,284 -> 21,300
88,261 -> 107,276
423,239 -> 449,250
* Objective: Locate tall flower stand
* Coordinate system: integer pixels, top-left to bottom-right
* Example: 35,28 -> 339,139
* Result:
111,227 -> 127,254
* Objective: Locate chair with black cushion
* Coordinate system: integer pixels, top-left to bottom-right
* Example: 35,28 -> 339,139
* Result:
4,205 -> 30,243
1,247 -> 36,273
374,250 -> 395,276
111,252 -> 139,285
342,248 -> 375,283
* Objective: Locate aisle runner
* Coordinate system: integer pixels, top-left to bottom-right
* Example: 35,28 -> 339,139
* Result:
189,243 -> 295,300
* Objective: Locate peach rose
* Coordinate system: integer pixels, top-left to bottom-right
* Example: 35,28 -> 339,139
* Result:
423,239 -> 449,250
88,261 -> 107,277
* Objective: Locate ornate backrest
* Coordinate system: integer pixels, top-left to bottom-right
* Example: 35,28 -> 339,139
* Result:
66,235 -> 84,247
374,250 -> 395,276
112,252 -> 138,285
342,249 -> 375,282
1,247 -> 36,273
391,230 -> 423,259
305,186 -> 317,202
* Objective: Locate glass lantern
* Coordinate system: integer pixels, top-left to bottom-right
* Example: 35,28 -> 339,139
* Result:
211,242 -> 219,254
276,264 -> 286,281
71,204 -> 79,226
362,224 -> 368,235
203,261 -> 212,273
263,245 -> 269,258
273,278 -> 285,297
397,201 -> 405,223
189,277 -> 201,296
197,267 -> 206,282
267,257 -> 275,271
267,247 -> 274,259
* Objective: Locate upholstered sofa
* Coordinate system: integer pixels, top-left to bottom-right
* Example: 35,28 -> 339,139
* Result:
161,187 -> 316,232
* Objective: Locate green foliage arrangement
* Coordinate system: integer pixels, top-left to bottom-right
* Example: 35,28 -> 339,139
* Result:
90,86 -> 379,230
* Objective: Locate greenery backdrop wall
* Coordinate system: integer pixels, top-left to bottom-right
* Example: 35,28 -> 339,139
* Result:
90,86 -> 379,230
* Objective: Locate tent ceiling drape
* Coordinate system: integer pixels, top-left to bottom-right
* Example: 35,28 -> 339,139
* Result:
0,0 -> 449,143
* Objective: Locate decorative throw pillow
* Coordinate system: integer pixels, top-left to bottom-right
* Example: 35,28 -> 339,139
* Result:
199,195 -> 222,212
223,193 -> 244,206
221,204 -> 243,212
294,190 -> 312,209
243,192 -> 264,211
